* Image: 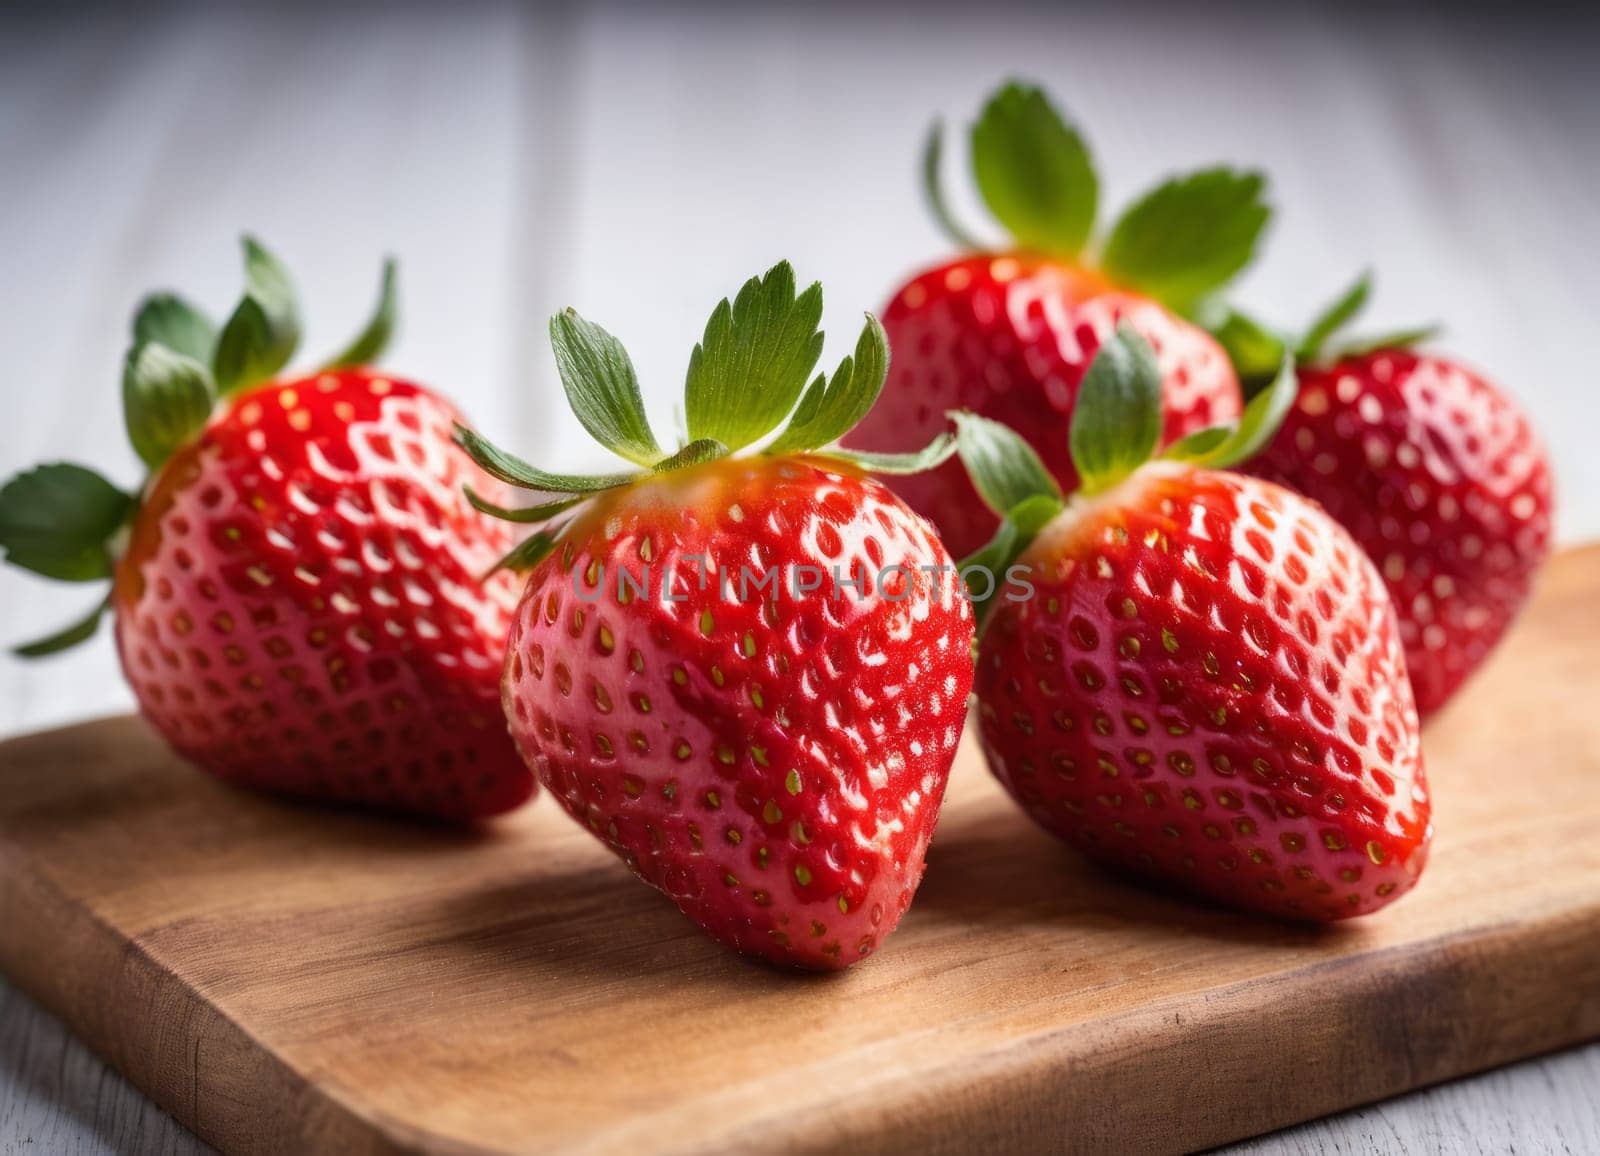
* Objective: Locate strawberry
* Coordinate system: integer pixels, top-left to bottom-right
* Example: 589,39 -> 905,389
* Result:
1218,275 -> 1553,715
954,328 -> 1430,920
845,80 -> 1271,557
455,262 -> 974,968
0,240 -> 534,820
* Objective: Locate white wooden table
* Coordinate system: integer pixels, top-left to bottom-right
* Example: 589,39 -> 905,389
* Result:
2,4 -> 1596,1152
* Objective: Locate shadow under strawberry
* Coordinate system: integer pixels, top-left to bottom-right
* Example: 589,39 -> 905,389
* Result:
417,868 -> 863,989
912,802 -> 1358,951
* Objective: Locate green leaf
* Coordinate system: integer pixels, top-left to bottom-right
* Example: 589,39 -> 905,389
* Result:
463,486 -> 585,525
684,261 -> 825,452
1203,305 -> 1288,394
1164,352 -> 1297,470
956,492 -> 1061,628
958,517 -> 1021,624
1297,271 -> 1370,363
952,411 -> 1062,515
653,438 -> 730,473
970,81 -> 1097,259
820,433 -> 957,476
1068,324 -> 1164,494
1100,168 -> 1270,314
213,236 -> 302,395
961,517 -> 1020,578
766,313 -> 889,455
323,257 -> 399,370
1162,424 -> 1234,463
549,308 -> 662,467
921,119 -> 984,251
1215,353 -> 1297,466
452,423 -> 640,494
487,525 -> 568,577
13,596 -> 110,658
0,464 -> 136,582
123,342 -> 216,469
1006,492 -> 1064,538
132,294 -> 216,363
1330,324 -> 1442,361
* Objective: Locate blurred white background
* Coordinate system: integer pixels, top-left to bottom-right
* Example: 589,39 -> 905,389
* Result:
1,2 -> 1597,1153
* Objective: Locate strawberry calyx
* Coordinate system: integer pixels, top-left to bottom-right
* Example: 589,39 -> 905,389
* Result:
921,79 -> 1272,318
452,260 -> 957,575
1206,271 -> 1441,390
0,239 -> 400,656
953,324 -> 1297,624
1294,271 -> 1442,364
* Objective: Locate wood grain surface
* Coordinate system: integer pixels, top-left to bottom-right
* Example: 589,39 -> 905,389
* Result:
0,546 -> 1595,1156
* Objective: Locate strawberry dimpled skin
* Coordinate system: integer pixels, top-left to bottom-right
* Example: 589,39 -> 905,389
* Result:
1247,351 -> 1553,715
976,465 -> 1431,920
848,254 -> 1242,559
502,457 -> 974,968
468,259 -> 977,967
845,78 -> 1271,562
112,370 -> 535,820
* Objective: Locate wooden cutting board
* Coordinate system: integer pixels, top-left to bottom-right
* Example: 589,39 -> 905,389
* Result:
1,546 -> 1597,1156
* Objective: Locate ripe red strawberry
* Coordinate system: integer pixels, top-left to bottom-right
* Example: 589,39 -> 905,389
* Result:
1228,276 -> 1553,715
0,240 -> 534,820
955,328 -> 1430,920
457,262 -> 974,968
845,81 -> 1271,557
